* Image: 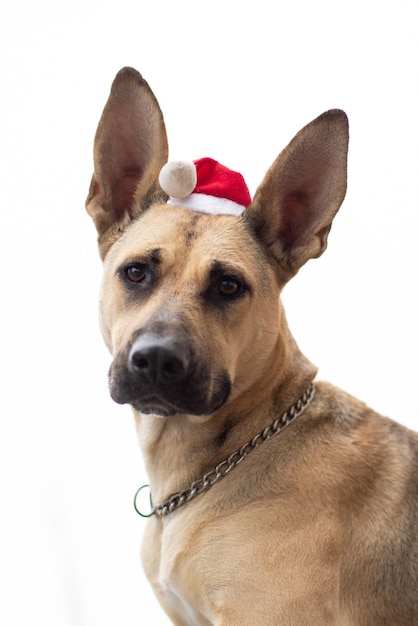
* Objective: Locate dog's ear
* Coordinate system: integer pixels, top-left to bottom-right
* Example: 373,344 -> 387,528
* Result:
244,110 -> 348,277
86,67 -> 168,258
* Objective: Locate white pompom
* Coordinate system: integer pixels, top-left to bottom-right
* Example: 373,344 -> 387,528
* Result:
159,161 -> 197,199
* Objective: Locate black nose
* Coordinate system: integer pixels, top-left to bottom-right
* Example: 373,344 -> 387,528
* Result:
129,334 -> 190,384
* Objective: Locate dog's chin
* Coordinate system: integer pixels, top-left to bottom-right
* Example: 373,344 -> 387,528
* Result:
131,402 -> 178,418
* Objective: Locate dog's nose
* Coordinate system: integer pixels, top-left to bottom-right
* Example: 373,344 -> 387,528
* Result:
129,334 -> 190,383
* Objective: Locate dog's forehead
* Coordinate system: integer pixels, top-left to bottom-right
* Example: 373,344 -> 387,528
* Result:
108,204 -> 264,270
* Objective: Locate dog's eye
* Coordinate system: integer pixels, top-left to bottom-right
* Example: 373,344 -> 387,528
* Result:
217,277 -> 242,297
124,264 -> 147,283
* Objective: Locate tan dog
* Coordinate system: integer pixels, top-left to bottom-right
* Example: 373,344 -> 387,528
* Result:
86,67 -> 418,625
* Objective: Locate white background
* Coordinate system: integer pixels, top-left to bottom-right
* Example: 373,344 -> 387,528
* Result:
1,1 -> 417,624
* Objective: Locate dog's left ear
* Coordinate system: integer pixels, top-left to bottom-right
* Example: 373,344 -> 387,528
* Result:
86,67 -> 169,259
244,109 -> 348,277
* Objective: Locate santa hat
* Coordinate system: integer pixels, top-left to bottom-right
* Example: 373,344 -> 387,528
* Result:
158,157 -> 251,216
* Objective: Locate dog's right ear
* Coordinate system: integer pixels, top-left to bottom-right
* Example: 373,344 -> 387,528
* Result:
86,68 -> 168,259
244,109 -> 348,280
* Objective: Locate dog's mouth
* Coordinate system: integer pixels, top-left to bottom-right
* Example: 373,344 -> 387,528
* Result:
110,372 -> 231,417
108,331 -> 231,417
129,387 -> 229,417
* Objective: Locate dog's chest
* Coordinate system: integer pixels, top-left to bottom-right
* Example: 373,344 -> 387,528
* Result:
143,515 -> 216,625
170,534 -> 218,621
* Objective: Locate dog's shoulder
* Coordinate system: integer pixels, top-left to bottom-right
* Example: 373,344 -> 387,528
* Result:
307,381 -> 418,507
313,380 -> 417,441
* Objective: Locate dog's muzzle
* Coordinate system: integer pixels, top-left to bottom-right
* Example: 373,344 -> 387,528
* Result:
109,331 -> 231,417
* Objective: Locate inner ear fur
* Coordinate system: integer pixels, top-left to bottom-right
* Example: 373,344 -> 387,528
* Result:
86,67 -> 169,259
244,109 -> 349,277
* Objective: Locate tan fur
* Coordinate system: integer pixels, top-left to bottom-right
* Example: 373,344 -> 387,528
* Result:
86,67 -> 418,625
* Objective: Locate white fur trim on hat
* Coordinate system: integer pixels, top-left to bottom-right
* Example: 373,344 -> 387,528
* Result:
167,193 -> 245,216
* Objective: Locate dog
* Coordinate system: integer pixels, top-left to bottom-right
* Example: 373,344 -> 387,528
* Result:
86,67 -> 418,625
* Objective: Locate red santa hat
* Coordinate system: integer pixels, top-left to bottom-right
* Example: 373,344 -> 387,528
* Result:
158,157 -> 251,216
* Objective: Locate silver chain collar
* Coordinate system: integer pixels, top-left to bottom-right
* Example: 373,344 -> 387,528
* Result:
134,382 -> 315,518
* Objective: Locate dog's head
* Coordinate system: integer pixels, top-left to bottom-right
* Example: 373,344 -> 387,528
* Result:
86,67 -> 348,418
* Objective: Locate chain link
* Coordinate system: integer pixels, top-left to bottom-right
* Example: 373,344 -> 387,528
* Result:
136,383 -> 315,518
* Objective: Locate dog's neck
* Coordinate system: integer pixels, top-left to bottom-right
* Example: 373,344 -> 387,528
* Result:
133,316 -> 316,507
